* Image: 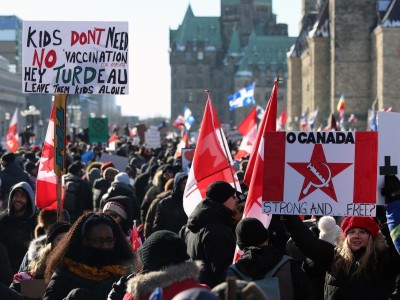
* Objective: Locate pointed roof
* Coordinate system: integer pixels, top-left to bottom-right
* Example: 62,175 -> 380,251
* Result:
236,33 -> 296,76
222,0 -> 272,3
226,25 -> 242,56
170,4 -> 221,49
381,0 -> 400,27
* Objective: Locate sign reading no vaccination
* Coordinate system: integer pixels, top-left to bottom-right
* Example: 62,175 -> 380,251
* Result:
22,21 -> 129,95
89,118 -> 109,144
262,131 -> 378,217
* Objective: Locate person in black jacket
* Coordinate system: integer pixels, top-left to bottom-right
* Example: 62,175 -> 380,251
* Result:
282,213 -> 400,300
226,217 -> 317,300
0,182 -> 38,275
42,212 -> 134,300
180,181 -> 239,288
151,172 -> 188,235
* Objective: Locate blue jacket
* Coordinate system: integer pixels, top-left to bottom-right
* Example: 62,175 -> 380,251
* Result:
387,199 -> 400,255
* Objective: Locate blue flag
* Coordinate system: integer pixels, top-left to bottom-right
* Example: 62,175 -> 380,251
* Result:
228,82 -> 255,111
184,105 -> 196,130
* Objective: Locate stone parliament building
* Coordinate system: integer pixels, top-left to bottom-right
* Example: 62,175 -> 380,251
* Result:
170,0 -> 400,131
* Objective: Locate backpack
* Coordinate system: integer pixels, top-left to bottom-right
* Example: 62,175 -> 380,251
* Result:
64,180 -> 80,212
227,255 -> 292,300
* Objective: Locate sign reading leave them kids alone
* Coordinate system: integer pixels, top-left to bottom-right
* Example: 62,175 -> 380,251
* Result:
262,131 -> 378,217
22,21 -> 128,95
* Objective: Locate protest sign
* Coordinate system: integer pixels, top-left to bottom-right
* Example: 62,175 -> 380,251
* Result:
377,112 -> 400,205
182,148 -> 195,173
22,21 -> 128,95
144,126 -> 161,149
262,131 -> 378,216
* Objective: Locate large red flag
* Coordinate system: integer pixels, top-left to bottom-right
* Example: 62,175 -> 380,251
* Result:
235,107 -> 257,160
5,108 -> 19,152
36,104 -> 58,209
233,80 -> 278,262
183,92 -> 239,217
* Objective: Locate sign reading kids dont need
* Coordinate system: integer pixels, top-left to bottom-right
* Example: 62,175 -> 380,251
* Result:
22,21 -> 128,95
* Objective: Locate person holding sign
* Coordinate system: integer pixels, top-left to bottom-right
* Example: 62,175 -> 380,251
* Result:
281,205 -> 400,299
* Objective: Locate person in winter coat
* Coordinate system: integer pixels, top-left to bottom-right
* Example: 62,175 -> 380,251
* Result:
92,163 -> 117,211
0,182 -> 38,275
123,230 -> 208,300
0,152 -> 34,210
381,174 -> 400,254
180,181 -> 239,288
62,162 -> 93,223
42,212 -> 134,300
282,211 -> 400,300
151,172 -> 188,235
226,217 -> 316,300
101,172 -> 140,223
140,164 -> 174,223
143,178 -> 174,239
103,195 -> 136,237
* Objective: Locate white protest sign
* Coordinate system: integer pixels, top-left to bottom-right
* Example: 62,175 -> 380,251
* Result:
377,112 -> 400,205
144,127 -> 161,149
22,21 -> 128,95
262,131 -> 378,217
99,153 -> 128,173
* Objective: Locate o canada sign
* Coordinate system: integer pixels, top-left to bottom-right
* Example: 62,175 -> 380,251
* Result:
262,131 -> 378,217
22,21 -> 128,95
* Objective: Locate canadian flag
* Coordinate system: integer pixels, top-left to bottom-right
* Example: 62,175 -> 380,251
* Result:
36,104 -> 58,209
234,80 -> 278,262
131,220 -> 142,253
174,128 -> 189,159
183,92 -> 239,217
5,108 -> 19,152
235,107 -> 257,160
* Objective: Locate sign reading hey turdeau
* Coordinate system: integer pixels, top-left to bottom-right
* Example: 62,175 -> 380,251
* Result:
262,131 -> 378,217
22,21 -> 128,95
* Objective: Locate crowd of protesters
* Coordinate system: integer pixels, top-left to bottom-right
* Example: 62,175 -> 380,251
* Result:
0,128 -> 398,300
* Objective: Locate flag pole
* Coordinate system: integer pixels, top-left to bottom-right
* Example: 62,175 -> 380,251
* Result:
54,94 -> 68,221
206,90 -> 238,190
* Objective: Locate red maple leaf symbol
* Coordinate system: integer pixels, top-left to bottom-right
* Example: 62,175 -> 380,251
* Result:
40,141 -> 54,173
288,144 -> 352,202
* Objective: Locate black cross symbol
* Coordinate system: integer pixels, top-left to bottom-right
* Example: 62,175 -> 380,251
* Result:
379,156 -> 398,175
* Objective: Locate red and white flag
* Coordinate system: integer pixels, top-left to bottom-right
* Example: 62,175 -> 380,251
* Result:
36,104 -> 58,209
235,107 -> 257,160
108,132 -> 117,151
263,131 -> 378,216
174,129 -> 189,159
233,80 -> 278,262
183,92 -> 239,217
5,108 -> 19,152
131,220 -> 142,253
277,109 -> 287,131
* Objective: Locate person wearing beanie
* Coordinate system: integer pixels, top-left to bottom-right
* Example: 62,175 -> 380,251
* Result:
123,230 -> 208,300
62,161 -> 93,223
100,173 -> 141,224
226,218 -> 314,300
92,167 -> 119,211
180,181 -> 239,288
102,196 -> 135,237
282,210 -> 400,299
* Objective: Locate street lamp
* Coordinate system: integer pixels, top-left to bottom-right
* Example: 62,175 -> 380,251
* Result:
21,105 -> 41,127
20,105 -> 41,145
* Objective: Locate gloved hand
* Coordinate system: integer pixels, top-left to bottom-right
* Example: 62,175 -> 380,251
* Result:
381,174 -> 400,204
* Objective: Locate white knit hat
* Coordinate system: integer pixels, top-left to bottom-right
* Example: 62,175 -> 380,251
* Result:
318,216 -> 342,245
114,172 -> 130,185
103,201 -> 127,220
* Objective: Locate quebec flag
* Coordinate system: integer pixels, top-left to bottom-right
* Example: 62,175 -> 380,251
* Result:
184,105 -> 196,130
228,82 -> 256,111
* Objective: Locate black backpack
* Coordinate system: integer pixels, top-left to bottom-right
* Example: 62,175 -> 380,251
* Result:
64,180 -> 80,212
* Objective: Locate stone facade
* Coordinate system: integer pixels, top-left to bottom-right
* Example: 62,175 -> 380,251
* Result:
287,0 -> 400,130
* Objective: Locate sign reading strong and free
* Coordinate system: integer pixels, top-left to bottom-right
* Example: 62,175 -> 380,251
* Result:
22,21 -> 128,95
262,131 -> 378,217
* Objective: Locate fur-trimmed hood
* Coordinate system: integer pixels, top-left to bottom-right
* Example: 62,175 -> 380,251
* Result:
126,260 -> 202,299
27,235 -> 47,261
